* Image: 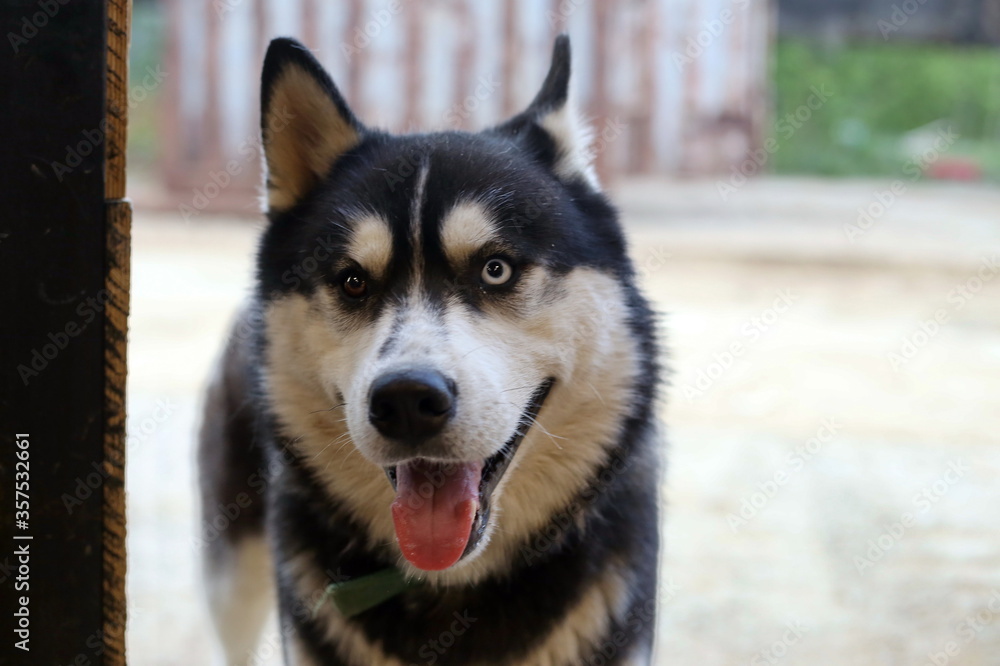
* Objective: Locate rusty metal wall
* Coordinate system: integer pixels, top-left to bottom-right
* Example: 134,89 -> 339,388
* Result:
163,0 -> 771,213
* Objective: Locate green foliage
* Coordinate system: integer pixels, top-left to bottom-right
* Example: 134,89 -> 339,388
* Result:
772,39 -> 1000,178
127,0 -> 167,168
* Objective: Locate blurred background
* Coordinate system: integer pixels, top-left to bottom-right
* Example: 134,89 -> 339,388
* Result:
124,0 -> 1000,664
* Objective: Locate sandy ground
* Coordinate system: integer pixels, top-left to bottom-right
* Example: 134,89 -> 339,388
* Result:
126,177 -> 1000,665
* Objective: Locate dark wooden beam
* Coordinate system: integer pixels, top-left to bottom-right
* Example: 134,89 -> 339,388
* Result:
0,0 -> 130,663
104,0 -> 131,663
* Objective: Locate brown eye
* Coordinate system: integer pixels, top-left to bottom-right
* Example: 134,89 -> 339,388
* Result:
342,273 -> 368,299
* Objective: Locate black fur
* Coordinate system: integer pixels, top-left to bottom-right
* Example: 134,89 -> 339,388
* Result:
525,34 -> 572,115
262,389 -> 660,665
199,35 -> 663,666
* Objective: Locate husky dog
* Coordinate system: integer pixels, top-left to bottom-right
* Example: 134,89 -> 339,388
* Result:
198,35 -> 661,666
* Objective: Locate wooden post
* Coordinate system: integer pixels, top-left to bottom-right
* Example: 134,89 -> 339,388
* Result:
0,0 -> 130,663
104,0 -> 132,664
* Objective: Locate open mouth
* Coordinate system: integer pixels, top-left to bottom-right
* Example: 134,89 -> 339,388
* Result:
384,378 -> 554,571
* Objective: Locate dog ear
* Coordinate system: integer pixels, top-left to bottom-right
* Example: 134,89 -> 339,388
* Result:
260,38 -> 364,211
495,35 -> 598,188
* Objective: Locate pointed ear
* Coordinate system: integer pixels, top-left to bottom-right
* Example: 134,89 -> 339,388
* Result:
497,35 -> 598,188
260,38 -> 363,211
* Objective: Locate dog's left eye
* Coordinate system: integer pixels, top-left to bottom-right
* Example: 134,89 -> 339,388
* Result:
341,272 -> 368,299
481,258 -> 513,286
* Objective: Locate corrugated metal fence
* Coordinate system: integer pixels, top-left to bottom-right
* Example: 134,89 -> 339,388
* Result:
163,0 -> 772,212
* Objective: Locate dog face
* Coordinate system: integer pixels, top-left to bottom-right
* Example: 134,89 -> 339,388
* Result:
257,37 -> 647,575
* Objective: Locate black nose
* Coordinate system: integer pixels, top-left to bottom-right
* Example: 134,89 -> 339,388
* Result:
368,369 -> 456,441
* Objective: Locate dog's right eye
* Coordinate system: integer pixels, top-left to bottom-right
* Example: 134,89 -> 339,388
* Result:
341,271 -> 368,299
481,257 -> 514,287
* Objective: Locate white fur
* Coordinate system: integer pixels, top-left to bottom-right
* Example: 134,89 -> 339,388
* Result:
205,536 -> 275,666
408,163 -> 430,281
538,99 -> 600,189
285,642 -> 319,666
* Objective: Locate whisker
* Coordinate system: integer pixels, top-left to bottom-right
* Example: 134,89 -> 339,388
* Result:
309,401 -> 347,415
324,218 -> 352,234
311,442 -> 333,460
500,385 -> 534,394
340,444 -> 362,466
504,401 -> 565,441
461,344 -> 492,360
331,436 -> 354,457
585,381 -> 606,407
510,406 -> 566,450
311,431 -> 352,460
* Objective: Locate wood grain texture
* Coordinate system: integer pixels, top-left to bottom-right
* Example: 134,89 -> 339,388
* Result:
104,0 -> 131,664
106,0 -> 130,201
103,198 -> 131,666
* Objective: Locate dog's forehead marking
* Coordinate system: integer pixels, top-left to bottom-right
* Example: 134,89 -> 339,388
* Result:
409,160 -> 430,287
346,213 -> 393,277
439,200 -> 500,266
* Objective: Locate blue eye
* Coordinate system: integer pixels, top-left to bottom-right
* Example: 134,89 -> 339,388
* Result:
481,258 -> 513,286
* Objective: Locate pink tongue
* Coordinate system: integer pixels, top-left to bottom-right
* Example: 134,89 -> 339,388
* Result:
391,460 -> 481,571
